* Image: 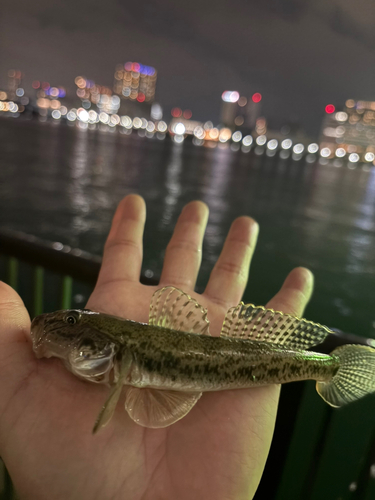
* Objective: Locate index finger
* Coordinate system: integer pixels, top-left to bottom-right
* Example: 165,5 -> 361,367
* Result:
96,195 -> 146,287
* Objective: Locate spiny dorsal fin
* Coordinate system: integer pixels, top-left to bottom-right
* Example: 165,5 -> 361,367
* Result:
221,303 -> 333,350
149,287 -> 210,336
125,387 -> 202,428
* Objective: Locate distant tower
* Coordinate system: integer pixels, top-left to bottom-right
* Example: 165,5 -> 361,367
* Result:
245,93 -> 262,129
7,69 -> 23,101
220,91 -> 240,128
220,91 -> 262,130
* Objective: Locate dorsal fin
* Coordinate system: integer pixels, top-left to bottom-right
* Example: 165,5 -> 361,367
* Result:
221,303 -> 333,350
149,287 -> 210,336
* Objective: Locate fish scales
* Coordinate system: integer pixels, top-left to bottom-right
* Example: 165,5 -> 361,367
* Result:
123,324 -> 340,391
35,312 -> 339,391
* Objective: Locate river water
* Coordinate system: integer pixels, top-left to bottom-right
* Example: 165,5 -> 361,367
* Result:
1,117 -> 375,337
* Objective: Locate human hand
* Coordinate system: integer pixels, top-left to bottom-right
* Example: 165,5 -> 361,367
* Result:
0,194 -> 313,500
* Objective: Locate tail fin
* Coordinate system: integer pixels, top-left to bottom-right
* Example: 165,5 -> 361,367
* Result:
316,344 -> 375,407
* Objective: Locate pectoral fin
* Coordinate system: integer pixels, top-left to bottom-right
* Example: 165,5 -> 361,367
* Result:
92,353 -> 132,434
125,387 -> 202,428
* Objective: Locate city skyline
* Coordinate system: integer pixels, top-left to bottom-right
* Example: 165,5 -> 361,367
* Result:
1,0 -> 375,135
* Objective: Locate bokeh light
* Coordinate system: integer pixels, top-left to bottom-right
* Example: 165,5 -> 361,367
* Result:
171,107 -> 182,118
335,148 -> 346,158
293,143 -> 304,154
174,122 -> 186,135
242,135 -> 253,147
219,128 -> 231,142
232,131 -> 242,142
308,143 -> 319,154
267,139 -> 278,150
222,91 -> 240,103
256,135 -> 267,146
320,147 -> 332,158
348,153 -> 359,163
325,104 -> 335,114
281,139 -> 292,150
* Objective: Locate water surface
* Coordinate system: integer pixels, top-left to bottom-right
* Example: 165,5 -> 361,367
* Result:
1,117 -> 375,337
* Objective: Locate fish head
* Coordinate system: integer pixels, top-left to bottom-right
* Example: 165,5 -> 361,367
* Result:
31,309 -> 118,383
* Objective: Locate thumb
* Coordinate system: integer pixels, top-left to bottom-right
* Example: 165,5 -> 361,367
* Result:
0,281 -> 30,346
0,281 -> 34,419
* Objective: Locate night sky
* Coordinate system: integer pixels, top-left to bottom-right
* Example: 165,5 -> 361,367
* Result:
1,0 -> 375,136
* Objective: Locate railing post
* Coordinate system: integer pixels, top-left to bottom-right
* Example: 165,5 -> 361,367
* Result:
33,266 -> 44,317
61,276 -> 73,310
7,257 -> 18,290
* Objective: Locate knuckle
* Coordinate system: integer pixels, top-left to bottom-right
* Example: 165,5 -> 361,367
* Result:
160,275 -> 192,289
105,238 -> 139,252
272,290 -> 307,317
215,261 -> 247,280
166,240 -> 201,255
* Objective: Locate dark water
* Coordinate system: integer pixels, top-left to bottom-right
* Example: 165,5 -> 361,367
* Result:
1,117 -> 375,337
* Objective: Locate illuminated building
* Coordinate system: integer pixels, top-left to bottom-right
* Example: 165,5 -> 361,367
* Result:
7,69 -> 23,101
31,80 -> 67,117
74,76 -> 119,115
220,91 -> 240,128
319,100 -> 375,162
113,62 -> 157,118
320,99 -> 375,162
114,62 -> 157,102
220,91 -> 262,130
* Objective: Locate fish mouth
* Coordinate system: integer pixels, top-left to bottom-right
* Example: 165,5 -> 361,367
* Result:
30,315 -> 48,358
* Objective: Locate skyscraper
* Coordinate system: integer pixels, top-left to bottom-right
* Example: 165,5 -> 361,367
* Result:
113,62 -> 157,119
7,70 -> 23,101
220,91 -> 262,131
114,62 -> 157,103
319,100 -> 375,162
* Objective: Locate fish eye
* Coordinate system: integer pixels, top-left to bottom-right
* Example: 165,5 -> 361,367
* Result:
64,311 -> 80,325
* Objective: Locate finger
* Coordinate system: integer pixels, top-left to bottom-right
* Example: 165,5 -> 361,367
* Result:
0,282 -> 33,424
204,217 -> 259,309
159,201 -> 209,289
0,281 -> 30,346
95,194 -> 146,286
266,267 -> 314,317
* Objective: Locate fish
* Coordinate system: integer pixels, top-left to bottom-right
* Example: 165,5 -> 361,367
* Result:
30,286 -> 375,433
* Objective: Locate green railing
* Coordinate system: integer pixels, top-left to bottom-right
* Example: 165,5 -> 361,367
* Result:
1,229 -> 375,499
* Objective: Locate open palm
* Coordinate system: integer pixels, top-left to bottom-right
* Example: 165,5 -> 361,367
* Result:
0,195 -> 313,500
